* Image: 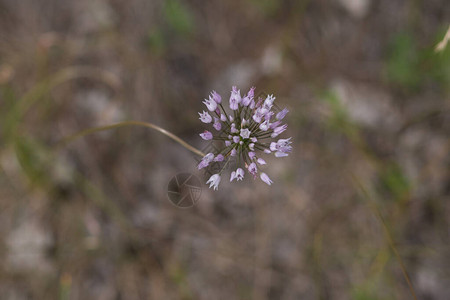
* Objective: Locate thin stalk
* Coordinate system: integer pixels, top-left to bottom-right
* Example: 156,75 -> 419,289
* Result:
56,121 -> 205,157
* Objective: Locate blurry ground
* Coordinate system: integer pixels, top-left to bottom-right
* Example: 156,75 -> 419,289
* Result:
0,0 -> 449,299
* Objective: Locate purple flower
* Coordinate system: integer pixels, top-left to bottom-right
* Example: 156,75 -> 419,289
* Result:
271,124 -> 287,138
198,153 -> 214,169
265,111 -> 274,121
242,87 -> 255,106
248,162 -> 258,178
248,152 -> 256,160
260,173 -> 273,185
270,137 -> 292,157
214,154 -> 224,162
229,86 -> 241,110
203,97 -> 217,112
277,137 -> 292,149
264,95 -> 275,108
259,120 -> 270,131
240,128 -> 251,139
276,108 -> 289,120
257,158 -> 266,165
198,111 -> 212,123
230,168 -> 244,182
197,161 -> 208,169
230,123 -> 239,133
274,152 -> 288,158
211,90 -> 221,104
206,174 -> 221,190
198,86 -> 292,190
203,152 -> 215,161
252,108 -> 264,123
200,130 -> 213,140
213,117 -> 222,131
270,120 -> 281,129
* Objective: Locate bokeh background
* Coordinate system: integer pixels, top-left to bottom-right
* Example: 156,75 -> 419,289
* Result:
0,0 -> 449,299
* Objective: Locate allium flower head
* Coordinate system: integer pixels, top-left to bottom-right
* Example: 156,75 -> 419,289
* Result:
198,86 -> 292,190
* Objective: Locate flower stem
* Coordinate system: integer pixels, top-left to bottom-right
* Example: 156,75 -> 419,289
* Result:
56,121 -> 206,157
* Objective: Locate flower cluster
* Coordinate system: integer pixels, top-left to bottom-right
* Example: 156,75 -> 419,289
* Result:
198,86 -> 292,190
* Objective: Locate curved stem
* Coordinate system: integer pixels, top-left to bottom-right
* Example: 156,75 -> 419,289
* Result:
56,121 -> 205,157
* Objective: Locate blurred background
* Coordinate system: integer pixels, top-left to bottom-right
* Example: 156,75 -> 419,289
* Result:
0,0 -> 449,299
